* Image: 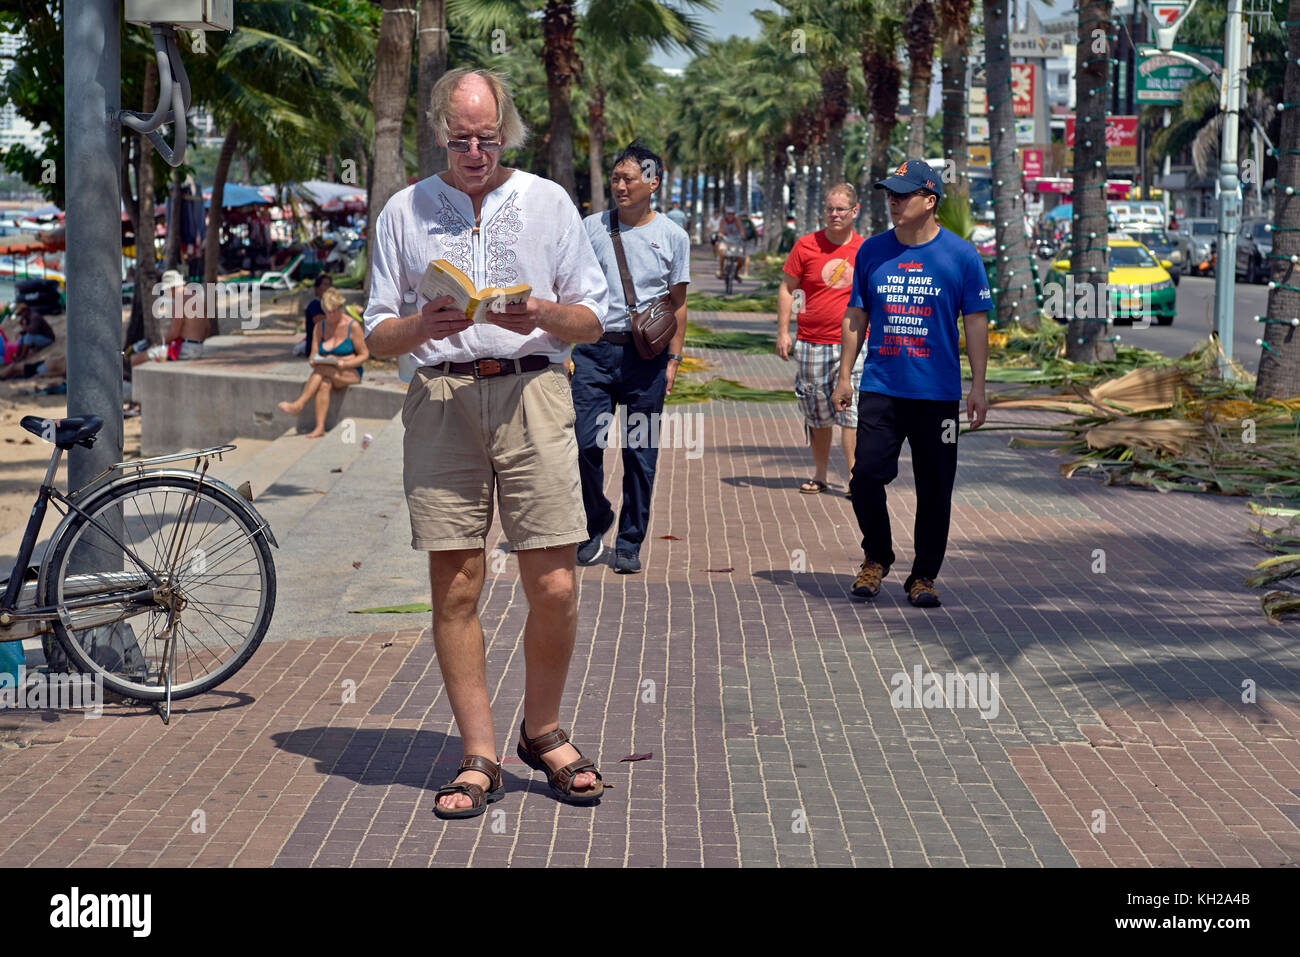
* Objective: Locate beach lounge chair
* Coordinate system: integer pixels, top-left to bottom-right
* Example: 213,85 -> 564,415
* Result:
253,252 -> 305,292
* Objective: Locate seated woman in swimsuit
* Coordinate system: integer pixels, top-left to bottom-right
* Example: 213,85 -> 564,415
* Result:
276,288 -> 368,438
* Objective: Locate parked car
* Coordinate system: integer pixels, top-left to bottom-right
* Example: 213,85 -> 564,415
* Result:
1046,236 -> 1177,325
1235,218 -> 1273,284
1125,226 -> 1184,284
1175,218 -> 1218,277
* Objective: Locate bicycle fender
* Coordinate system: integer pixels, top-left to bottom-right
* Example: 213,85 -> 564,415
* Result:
54,469 -> 279,553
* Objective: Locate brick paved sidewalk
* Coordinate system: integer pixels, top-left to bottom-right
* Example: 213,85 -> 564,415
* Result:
2,329 -> 1298,867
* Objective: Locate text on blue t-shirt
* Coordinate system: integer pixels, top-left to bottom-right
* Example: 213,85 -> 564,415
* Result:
847,227 -> 991,401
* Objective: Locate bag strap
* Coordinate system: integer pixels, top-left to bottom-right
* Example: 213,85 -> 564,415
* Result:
608,210 -> 638,310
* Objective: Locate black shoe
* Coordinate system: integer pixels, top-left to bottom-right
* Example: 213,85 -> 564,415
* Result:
577,513 -> 614,566
613,550 -> 642,574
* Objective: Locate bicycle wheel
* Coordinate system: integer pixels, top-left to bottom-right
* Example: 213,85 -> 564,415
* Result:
724,262 -> 734,296
40,474 -> 275,702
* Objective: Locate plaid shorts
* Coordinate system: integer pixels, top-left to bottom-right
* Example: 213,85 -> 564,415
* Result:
794,339 -> 863,429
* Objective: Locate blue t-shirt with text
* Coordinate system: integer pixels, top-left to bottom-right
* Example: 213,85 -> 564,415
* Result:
847,227 -> 991,401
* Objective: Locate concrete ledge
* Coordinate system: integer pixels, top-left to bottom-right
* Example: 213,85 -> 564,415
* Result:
134,334 -> 405,454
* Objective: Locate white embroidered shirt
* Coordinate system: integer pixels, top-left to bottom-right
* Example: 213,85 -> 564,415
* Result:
363,169 -> 610,365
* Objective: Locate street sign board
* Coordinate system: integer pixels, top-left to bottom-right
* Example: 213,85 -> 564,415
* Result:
1010,34 -> 1064,57
969,64 -> 1034,116
1136,44 -> 1223,103
1064,116 -> 1139,167
1142,0 -> 1200,51
968,117 -> 989,142
1012,64 -> 1035,116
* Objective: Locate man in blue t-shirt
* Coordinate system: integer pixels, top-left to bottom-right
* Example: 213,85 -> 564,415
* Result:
831,159 -> 990,608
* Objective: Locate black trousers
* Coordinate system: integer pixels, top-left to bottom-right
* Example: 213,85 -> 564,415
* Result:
849,390 -> 960,589
571,339 -> 670,554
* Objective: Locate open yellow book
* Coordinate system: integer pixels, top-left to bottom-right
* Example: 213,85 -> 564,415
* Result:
417,259 -> 531,323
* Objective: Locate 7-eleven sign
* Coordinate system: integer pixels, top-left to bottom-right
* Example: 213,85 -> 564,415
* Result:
1143,0 -> 1198,51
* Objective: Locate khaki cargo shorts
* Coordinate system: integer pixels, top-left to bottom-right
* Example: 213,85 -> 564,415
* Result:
401,362 -> 588,552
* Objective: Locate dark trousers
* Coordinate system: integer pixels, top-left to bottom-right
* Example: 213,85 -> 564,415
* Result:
849,390 -> 960,589
571,340 -> 670,554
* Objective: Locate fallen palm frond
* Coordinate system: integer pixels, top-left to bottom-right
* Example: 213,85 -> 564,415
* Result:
665,376 -> 796,405
1262,591 -> 1300,622
688,293 -> 780,313
684,321 -> 776,353
1248,512 -> 1300,621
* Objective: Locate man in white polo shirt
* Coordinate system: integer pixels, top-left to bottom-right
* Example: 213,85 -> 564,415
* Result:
364,67 -> 611,819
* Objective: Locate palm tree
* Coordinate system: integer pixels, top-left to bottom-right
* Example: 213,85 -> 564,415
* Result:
862,11 -> 903,235
1067,0 -> 1114,361
187,0 -> 376,285
937,0 -> 973,203
369,0 -> 417,279
417,0 -> 449,178
903,0 -> 936,159
451,0 -> 713,203
1255,0 -> 1300,397
984,0 -> 1034,327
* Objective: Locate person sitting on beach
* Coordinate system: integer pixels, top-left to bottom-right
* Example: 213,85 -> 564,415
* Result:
277,287 -> 368,438
12,307 -> 56,363
0,354 -> 65,380
128,270 -> 208,367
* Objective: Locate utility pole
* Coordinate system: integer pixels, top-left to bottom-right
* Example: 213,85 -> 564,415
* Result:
1212,0 -> 1246,375
65,0 -> 123,488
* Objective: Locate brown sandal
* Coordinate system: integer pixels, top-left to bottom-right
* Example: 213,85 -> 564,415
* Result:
433,755 -> 504,819
517,721 -> 605,805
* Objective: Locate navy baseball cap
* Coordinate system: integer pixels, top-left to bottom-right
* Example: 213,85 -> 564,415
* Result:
875,159 -> 944,200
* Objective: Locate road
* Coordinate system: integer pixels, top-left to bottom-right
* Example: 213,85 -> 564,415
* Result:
1114,274 -> 1270,374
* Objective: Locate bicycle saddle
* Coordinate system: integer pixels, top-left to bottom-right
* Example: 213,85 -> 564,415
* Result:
21,414 -> 103,449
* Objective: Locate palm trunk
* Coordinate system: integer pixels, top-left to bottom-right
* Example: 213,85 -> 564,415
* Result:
136,60 -> 161,343
938,0 -> 972,205
1067,0 -> 1115,361
985,0 -> 1034,328
416,0 -> 448,179
368,0 -> 416,282
819,65 -> 848,195
543,0 -> 580,203
763,146 -> 785,253
792,147 -> 809,238
1256,5 -> 1300,396
588,84 -> 607,213
905,1 -> 936,159
203,121 -> 239,286
162,164 -> 183,271
865,29 -> 902,237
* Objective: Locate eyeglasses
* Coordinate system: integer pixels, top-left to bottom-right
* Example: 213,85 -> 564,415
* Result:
447,136 -> 503,153
824,205 -> 856,214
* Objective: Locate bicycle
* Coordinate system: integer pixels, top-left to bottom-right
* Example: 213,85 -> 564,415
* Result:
720,238 -> 745,296
0,414 -> 278,723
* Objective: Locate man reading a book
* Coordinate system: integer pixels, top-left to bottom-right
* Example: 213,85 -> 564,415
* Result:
363,67 -> 612,819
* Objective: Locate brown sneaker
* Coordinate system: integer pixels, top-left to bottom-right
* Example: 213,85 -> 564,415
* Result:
906,578 -> 941,608
851,559 -> 886,600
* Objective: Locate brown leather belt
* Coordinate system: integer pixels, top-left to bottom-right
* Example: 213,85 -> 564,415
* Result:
600,331 -> 633,345
435,354 -> 551,379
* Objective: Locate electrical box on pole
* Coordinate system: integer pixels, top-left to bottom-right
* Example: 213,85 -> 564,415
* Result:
124,0 -> 233,30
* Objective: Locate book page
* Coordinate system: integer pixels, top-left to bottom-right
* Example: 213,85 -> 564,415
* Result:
417,260 -> 473,313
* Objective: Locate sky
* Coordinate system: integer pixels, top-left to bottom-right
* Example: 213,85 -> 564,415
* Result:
649,0 -> 1077,72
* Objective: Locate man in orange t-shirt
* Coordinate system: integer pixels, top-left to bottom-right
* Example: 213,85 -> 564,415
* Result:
776,182 -> 865,495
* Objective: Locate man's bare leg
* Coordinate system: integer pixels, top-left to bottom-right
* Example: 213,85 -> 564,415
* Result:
807,425 -> 832,486
430,548 -> 498,812
516,544 -> 597,792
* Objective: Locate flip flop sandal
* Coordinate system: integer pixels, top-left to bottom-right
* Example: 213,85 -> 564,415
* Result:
432,755 -> 504,820
517,721 -> 605,805
799,479 -> 828,494
844,488 -> 853,499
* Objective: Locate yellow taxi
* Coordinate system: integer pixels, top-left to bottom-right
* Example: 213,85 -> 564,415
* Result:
1047,236 -> 1177,325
